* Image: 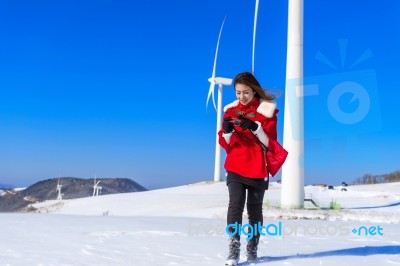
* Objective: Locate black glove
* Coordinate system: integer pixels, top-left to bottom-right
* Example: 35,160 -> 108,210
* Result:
223,117 -> 234,133
239,116 -> 259,131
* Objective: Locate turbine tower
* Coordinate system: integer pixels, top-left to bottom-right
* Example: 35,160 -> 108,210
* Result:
206,17 -> 233,182
281,0 -> 305,209
92,176 -> 102,197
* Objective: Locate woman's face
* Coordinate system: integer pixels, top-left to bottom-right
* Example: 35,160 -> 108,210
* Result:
235,84 -> 255,106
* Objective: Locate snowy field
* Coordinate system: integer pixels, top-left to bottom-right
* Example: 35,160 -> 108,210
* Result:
1,181 -> 400,265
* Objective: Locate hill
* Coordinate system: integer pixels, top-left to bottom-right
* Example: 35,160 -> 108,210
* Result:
0,177 -> 146,212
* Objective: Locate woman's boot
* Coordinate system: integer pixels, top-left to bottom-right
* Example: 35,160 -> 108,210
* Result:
246,235 -> 259,262
225,235 -> 240,265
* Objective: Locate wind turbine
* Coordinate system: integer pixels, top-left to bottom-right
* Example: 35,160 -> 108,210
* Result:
207,2 -> 262,182
56,178 -> 63,202
206,16 -> 233,182
92,176 -> 102,197
281,0 -> 305,209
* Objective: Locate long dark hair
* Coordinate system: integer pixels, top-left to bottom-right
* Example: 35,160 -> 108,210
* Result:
233,72 -> 275,101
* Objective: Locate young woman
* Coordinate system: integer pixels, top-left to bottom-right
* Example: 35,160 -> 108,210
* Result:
218,72 -> 280,265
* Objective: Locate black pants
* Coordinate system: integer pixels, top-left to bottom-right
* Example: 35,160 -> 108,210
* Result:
227,181 -> 265,237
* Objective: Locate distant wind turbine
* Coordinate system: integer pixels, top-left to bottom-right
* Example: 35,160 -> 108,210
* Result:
206,16 -> 233,182
56,178 -> 63,202
93,176 -> 102,197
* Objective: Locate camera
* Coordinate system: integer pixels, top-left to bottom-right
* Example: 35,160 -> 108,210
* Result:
231,118 -> 242,126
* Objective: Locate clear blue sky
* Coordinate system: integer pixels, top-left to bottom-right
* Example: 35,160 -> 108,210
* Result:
1,0 -> 399,189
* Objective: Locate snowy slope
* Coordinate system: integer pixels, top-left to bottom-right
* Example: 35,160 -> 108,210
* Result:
1,181 -> 399,265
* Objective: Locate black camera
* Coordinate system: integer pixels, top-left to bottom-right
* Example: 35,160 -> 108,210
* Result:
231,118 -> 242,126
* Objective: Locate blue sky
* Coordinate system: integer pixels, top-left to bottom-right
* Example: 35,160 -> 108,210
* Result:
1,0 -> 399,189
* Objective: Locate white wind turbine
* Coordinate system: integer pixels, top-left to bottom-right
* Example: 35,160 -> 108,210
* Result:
92,176 -> 102,197
207,3 -> 261,182
56,178 -> 63,202
206,16 -> 233,182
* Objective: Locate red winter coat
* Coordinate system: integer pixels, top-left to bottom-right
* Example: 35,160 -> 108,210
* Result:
218,97 -> 283,178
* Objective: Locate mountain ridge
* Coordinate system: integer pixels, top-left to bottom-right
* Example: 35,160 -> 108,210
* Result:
0,177 -> 146,212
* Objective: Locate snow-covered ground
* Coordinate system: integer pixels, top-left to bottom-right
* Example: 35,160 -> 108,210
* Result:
1,181 -> 400,265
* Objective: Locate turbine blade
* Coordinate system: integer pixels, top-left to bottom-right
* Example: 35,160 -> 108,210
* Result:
207,16 -> 226,112
252,0 -> 259,74
206,81 -> 217,111
212,16 -> 227,78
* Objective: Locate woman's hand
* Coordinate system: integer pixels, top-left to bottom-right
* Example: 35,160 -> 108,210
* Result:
223,117 -> 235,133
239,116 -> 259,131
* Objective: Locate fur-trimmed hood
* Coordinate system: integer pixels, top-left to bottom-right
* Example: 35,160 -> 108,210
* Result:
223,98 -> 277,118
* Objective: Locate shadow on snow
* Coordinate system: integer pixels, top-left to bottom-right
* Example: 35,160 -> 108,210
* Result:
238,245 -> 400,265
345,201 -> 400,210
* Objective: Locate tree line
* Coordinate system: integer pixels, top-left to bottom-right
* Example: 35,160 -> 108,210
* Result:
352,170 -> 400,185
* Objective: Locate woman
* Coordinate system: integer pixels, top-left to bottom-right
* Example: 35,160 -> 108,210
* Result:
218,72 -> 280,265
